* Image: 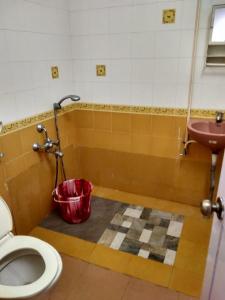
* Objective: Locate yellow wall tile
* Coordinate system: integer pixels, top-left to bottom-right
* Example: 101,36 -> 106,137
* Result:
94,111 -> 112,131
151,115 -> 176,138
131,114 -> 152,134
112,113 -> 131,133
74,110 -> 94,129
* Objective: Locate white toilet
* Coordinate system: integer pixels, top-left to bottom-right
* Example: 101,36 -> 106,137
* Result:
0,196 -> 63,299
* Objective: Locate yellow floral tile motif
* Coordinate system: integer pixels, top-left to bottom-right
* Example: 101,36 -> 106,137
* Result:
163,9 -> 176,24
1,102 -> 219,134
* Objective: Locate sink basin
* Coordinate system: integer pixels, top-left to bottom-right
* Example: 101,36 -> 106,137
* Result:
188,119 -> 225,153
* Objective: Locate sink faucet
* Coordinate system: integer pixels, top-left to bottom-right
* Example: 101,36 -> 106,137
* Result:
216,111 -> 224,123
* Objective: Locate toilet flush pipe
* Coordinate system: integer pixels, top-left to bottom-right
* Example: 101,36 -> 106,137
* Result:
183,0 -> 201,145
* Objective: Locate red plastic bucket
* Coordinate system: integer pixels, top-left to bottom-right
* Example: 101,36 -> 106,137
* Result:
53,179 -> 93,224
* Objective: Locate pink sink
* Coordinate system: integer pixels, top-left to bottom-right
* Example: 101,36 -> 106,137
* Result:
188,119 -> 225,153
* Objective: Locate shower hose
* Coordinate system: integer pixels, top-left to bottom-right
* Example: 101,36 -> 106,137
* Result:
53,108 -> 66,189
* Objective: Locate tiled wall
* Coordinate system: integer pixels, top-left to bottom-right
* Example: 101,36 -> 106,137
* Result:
0,0 -> 73,124
74,109 -> 214,207
70,0 -> 196,108
0,0 -> 224,126
70,0 -> 225,110
192,0 -> 225,109
0,107 -> 217,235
0,0 -> 223,235
0,110 -> 79,234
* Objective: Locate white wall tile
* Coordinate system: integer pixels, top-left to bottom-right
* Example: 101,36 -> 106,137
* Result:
131,59 -> 154,82
69,0 -> 225,110
192,0 -> 225,109
10,62 -> 34,92
109,6 -> 133,34
0,31 -> 9,62
153,83 -> 177,107
69,0 -> 89,11
0,94 -> 17,124
180,30 -> 195,58
91,82 -> 111,103
109,82 -> 131,104
131,32 -> 155,58
26,0 -> 69,10
181,0 -> 197,30
73,60 -> 91,82
0,63 -> 12,94
177,58 -> 192,84
89,9 -> 109,35
71,36 -> 91,59
131,83 -> 153,106
1,0 -> 224,123
109,60 -> 131,82
14,90 -> 36,120
175,83 -> 189,108
0,0 -> 73,124
70,10 -> 90,35
155,30 -> 181,58
154,59 -> 179,84
132,5 -> 154,32
89,35 -> 110,59
109,34 -> 131,59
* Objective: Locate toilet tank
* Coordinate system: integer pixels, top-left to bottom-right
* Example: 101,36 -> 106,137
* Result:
0,197 -> 13,239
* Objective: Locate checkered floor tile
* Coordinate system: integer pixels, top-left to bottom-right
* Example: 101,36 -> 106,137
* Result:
98,204 -> 184,266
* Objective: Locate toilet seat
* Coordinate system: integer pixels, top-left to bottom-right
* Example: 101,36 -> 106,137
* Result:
0,235 -> 62,299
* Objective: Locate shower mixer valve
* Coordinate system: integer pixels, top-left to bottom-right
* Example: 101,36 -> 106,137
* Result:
32,124 -> 61,157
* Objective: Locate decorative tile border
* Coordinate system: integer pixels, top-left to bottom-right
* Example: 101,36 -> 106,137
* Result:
1,102 -> 219,134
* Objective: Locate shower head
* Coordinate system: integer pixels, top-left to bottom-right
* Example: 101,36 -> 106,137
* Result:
53,95 -> 80,110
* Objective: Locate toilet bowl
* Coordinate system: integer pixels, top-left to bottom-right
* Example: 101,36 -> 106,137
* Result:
0,197 -> 62,299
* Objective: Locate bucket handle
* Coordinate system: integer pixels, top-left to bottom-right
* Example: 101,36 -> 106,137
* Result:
53,196 -> 81,203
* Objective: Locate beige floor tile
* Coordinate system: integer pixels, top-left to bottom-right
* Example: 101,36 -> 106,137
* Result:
123,278 -> 179,300
177,294 -> 199,300
66,263 -> 130,300
21,254 -> 198,300
27,255 -> 89,300
49,256 -> 89,300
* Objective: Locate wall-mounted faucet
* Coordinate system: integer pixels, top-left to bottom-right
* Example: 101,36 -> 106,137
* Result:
32,124 -> 60,156
215,111 -> 224,124
180,139 -> 197,156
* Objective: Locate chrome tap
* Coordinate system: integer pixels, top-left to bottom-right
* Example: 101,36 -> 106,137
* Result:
180,139 -> 197,156
55,151 -> 64,158
216,111 -> 224,123
32,124 -> 59,153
